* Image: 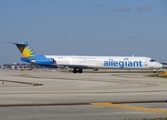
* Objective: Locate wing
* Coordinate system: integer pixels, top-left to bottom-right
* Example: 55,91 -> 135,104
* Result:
57,64 -> 93,69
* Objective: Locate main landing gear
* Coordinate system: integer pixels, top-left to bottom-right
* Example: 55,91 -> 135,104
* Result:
73,68 -> 83,73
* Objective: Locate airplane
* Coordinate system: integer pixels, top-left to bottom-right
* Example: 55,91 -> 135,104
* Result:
7,42 -> 162,73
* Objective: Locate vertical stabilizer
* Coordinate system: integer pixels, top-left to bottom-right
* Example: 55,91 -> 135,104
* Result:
7,42 -> 38,57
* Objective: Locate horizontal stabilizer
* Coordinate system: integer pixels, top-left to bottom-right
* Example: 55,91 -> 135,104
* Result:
6,42 -> 29,45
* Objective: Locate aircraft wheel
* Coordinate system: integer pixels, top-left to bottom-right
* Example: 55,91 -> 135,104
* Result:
78,69 -> 83,73
73,69 -> 78,73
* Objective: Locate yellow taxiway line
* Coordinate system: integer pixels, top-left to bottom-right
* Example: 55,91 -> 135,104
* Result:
91,102 -> 167,113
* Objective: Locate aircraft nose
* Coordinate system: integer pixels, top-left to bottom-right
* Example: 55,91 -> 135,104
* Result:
159,63 -> 163,68
156,63 -> 162,69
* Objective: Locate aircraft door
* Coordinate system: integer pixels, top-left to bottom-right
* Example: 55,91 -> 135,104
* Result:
144,60 -> 148,66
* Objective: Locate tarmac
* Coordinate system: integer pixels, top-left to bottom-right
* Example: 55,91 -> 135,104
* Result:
0,69 -> 167,120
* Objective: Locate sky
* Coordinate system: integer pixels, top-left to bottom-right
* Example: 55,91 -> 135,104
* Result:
0,0 -> 167,64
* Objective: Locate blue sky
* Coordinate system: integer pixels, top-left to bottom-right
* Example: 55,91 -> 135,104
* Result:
0,0 -> 167,64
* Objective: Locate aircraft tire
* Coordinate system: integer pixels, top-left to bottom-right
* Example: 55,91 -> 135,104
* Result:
73,69 -> 78,73
78,69 -> 83,73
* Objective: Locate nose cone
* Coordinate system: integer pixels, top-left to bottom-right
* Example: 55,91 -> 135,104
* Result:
159,63 -> 163,68
155,62 -> 163,69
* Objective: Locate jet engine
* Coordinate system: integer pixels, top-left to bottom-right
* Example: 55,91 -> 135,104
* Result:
31,58 -> 56,65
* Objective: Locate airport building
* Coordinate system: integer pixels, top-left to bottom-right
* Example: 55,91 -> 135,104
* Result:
1,63 -> 44,70
161,63 -> 167,68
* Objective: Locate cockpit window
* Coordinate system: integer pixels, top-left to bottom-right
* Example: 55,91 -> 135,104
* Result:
150,59 -> 156,62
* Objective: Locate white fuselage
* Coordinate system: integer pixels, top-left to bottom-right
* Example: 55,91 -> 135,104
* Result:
45,55 -> 162,69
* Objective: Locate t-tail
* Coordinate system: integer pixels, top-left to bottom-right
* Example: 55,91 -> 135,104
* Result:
7,42 -> 38,57
7,42 -> 57,68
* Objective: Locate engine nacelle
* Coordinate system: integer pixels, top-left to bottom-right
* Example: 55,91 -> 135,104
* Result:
31,58 -> 56,65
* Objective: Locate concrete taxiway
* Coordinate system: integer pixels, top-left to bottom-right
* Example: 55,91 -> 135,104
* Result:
0,69 -> 167,120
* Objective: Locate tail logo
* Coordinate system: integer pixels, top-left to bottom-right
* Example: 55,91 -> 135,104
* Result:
16,44 -> 35,57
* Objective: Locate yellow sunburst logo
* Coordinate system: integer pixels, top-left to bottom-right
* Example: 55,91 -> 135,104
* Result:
17,45 -> 34,57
